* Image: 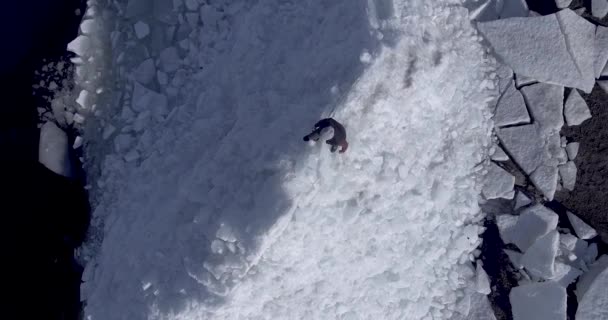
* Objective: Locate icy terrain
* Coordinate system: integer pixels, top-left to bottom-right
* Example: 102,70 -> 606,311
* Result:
77,0 -> 496,319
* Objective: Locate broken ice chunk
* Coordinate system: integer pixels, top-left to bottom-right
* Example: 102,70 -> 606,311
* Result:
553,261 -> 583,287
134,21 -> 150,39
555,0 -> 573,9
521,83 -> 564,134
468,0 -> 499,22
514,74 -> 536,88
558,161 -> 577,191
560,232 -> 578,252
477,15 -> 589,91
566,142 -> 580,160
491,145 -> 509,161
159,46 -> 181,73
592,0 -> 608,18
132,82 -> 168,113
564,90 -> 591,126
499,0 -> 529,18
497,124 -> 544,174
73,136 -> 83,149
134,59 -> 156,85
494,81 -> 530,127
584,243 -> 598,265
556,9 -> 597,93
497,214 -> 519,245
505,249 -> 524,269
511,204 -> 558,251
567,211 -> 598,240
510,281 -> 566,320
482,163 -> 515,199
576,255 -> 608,319
530,165 -> 559,200
598,80 -> 608,94
595,26 -> 608,78
476,262 -> 491,295
67,35 -> 92,57
39,122 -> 73,177
513,191 -> 532,210
521,230 -> 559,279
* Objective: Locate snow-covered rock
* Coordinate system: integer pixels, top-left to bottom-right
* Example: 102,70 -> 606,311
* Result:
134,21 -> 150,39
576,255 -> 608,319
513,191 -> 532,210
477,13 -> 593,92
494,81 -> 530,127
558,161 -> 577,191
595,26 -> 608,78
567,211 -> 598,239
530,165 -> 559,200
39,122 -> 73,178
566,142 -> 580,160
476,262 -> 491,295
556,9 -> 597,93
511,205 -> 559,251
499,0 -> 529,18
490,145 -> 509,161
482,163 -> 515,199
555,0 -> 573,9
564,90 -> 591,126
510,281 -> 566,320
520,230 -> 559,279
497,124 -> 544,174
521,83 -> 564,134
592,0 -> 608,18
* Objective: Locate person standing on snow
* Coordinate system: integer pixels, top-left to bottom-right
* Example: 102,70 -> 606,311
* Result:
303,118 -> 348,153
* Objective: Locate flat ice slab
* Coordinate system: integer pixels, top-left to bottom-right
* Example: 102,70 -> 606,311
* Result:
530,165 -> 559,200
482,163 -> 515,199
39,122 -> 73,178
595,26 -> 608,78
511,204 -> 558,251
476,262 -> 491,295
566,142 -> 580,160
558,161 -> 577,191
592,0 -> 608,18
497,124 -> 544,174
494,81 -> 530,127
477,14 -> 593,92
521,83 -> 564,134
520,230 -> 559,279
496,214 -> 519,245
567,211 -> 598,239
555,0 -> 573,9
564,90 -> 591,126
490,145 -> 509,161
576,255 -> 608,319
513,191 -> 532,210
510,281 -> 566,320
499,0 -> 529,18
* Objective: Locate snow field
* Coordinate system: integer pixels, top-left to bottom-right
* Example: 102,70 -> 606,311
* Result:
78,0 -> 496,319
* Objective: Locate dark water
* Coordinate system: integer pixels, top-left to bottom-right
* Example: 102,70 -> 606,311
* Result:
0,1 -> 89,319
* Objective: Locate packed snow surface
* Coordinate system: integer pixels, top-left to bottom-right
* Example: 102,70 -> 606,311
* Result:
80,0 -> 495,319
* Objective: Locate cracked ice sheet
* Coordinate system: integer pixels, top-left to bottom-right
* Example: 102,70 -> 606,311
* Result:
493,80 -> 529,127
564,89 -> 592,126
482,163 -> 515,199
477,13 -> 593,92
81,0 -> 496,319
521,83 -> 564,135
497,124 -> 544,174
531,165 -> 559,200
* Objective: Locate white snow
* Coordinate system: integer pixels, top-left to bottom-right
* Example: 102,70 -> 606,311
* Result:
493,81 -> 530,127
576,255 -> 608,319
482,163 -> 515,199
564,89 -> 592,126
476,262 -> 491,295
592,0 -> 608,18
566,142 -> 580,160
520,230 -> 559,279
555,0 -> 573,9
558,161 -> 577,191
520,83 -> 564,135
497,124 -> 544,174
511,204 -> 559,251
510,281 -> 566,320
513,191 -> 532,210
530,165 -> 559,200
477,14 -> 590,91
39,122 -> 73,178
567,211 -> 598,239
595,26 -> 608,78
134,21 -> 150,39
79,1 -> 497,319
